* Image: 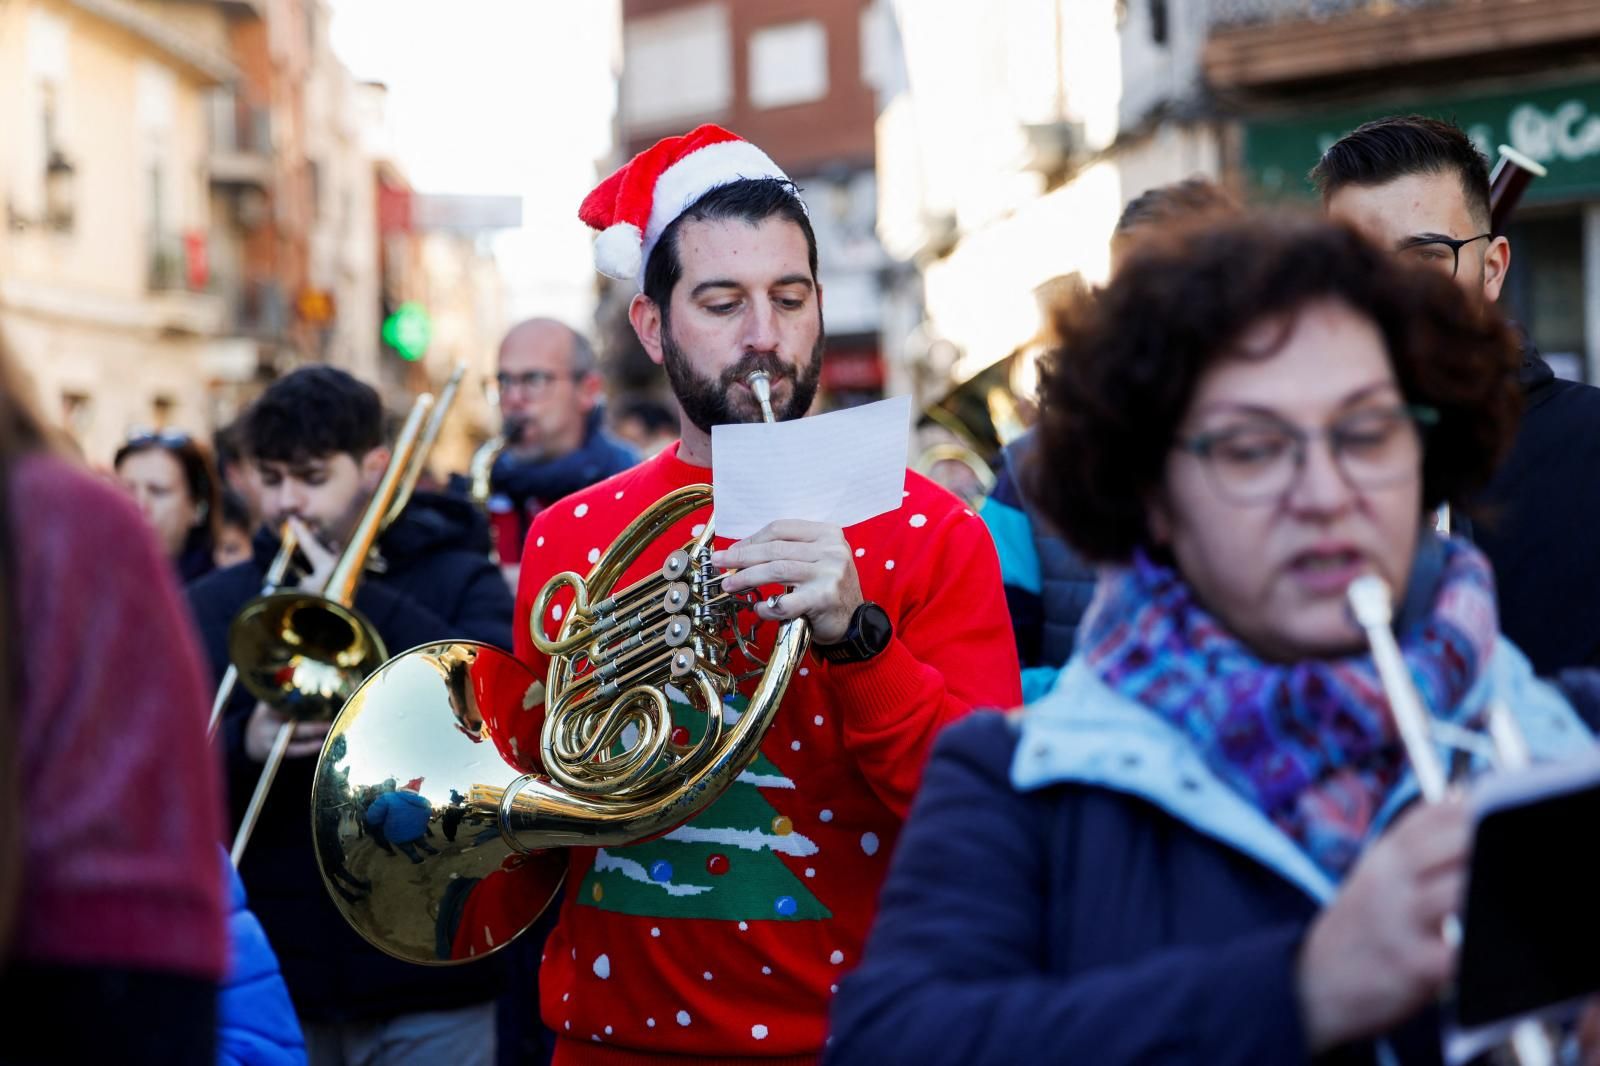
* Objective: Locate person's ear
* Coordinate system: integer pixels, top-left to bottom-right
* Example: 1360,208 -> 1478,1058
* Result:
630,293 -> 665,367
576,371 -> 604,413
1482,235 -> 1510,303
360,447 -> 391,491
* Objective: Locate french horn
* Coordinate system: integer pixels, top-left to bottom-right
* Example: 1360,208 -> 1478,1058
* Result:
308,371 -> 810,964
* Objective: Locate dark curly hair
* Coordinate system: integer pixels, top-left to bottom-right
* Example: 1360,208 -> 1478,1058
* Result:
242,365 -> 384,464
1031,214 -> 1521,564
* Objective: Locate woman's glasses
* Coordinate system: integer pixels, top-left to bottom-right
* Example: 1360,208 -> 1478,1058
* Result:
1177,405 -> 1438,505
123,427 -> 193,448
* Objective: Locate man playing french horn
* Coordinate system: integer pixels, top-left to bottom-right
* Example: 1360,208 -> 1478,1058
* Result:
499,125 -> 1022,1062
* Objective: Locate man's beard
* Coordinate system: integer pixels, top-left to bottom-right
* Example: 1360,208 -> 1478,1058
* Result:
660,316 -> 826,434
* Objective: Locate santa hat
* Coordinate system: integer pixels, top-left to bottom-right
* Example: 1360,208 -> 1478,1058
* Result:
403,777 -> 424,792
579,124 -> 794,288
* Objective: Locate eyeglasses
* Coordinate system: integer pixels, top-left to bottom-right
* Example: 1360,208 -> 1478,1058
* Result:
122,427 -> 192,448
495,369 -> 579,393
1396,233 -> 1492,279
1177,405 -> 1438,505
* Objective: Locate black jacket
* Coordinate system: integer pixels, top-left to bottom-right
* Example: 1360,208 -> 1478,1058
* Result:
1474,347 -> 1600,675
187,491 -> 514,1024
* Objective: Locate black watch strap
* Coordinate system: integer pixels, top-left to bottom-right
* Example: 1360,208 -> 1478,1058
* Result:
812,602 -> 893,665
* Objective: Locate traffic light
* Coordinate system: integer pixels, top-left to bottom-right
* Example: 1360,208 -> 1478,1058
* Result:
382,302 -> 432,362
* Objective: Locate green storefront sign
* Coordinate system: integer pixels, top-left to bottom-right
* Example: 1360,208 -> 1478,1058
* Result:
1245,77 -> 1600,203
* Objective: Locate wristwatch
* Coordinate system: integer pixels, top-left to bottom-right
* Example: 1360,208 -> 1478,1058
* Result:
812,602 -> 893,665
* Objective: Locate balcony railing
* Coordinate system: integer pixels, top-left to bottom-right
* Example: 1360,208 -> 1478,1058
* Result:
1204,0 -> 1600,90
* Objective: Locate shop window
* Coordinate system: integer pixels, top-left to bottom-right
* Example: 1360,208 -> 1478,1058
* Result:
1504,212 -> 1585,380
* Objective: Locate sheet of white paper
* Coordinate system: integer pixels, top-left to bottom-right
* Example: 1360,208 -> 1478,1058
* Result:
711,395 -> 911,539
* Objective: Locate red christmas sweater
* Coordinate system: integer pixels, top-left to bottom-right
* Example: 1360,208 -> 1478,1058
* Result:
513,443 -> 1021,1065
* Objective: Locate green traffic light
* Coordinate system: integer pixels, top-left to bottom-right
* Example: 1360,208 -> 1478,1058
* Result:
382,302 -> 432,362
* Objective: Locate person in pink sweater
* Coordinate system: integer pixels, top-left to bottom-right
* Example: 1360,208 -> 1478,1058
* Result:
507,126 -> 1022,1064
0,340 -> 227,1063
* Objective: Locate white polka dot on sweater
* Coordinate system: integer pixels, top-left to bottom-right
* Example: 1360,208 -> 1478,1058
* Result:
605,1026 -> 613,1035
677,1010 -> 692,1026
752,1024 -> 770,1040
814,715 -> 824,726
587,547 -> 600,564
574,503 -> 589,517
909,514 -> 927,528
831,950 -> 844,964
791,740 -> 801,751
799,667 -> 809,676
738,921 -> 748,931
593,954 -> 611,979
647,1018 -> 656,1028
565,1021 -> 571,1031
536,536 -> 545,548
650,927 -> 661,938
703,971 -> 714,981
884,560 -> 896,571
806,868 -> 815,878
615,490 -> 625,500
552,604 -> 563,621
762,966 -> 773,975
854,547 -> 865,558
819,809 -> 833,822
862,832 -> 881,856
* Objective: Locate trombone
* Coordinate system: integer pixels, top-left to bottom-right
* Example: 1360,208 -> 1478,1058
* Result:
1347,574 -> 1557,1066
228,363 -> 466,866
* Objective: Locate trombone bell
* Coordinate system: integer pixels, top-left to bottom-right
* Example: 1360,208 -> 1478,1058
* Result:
228,591 -> 389,721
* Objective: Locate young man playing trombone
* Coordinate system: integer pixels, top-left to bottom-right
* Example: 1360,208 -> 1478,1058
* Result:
187,365 -> 514,1065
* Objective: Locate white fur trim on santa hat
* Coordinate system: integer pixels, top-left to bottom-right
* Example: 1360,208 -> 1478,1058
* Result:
594,222 -> 643,281
637,140 -> 794,288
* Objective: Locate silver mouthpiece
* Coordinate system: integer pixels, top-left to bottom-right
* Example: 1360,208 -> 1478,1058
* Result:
746,371 -> 776,424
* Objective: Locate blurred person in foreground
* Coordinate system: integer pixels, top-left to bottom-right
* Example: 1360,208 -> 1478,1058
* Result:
982,176 -> 1240,701
115,427 -> 223,583
187,365 -> 513,1066
0,338 -> 228,1062
827,216 -> 1596,1065
1318,115 -> 1600,677
478,318 -> 636,572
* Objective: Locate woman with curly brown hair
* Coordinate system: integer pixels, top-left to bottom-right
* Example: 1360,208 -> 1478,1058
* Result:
826,216 -> 1595,1065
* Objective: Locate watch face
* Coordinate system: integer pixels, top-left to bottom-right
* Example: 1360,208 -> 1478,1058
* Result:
859,603 -> 892,653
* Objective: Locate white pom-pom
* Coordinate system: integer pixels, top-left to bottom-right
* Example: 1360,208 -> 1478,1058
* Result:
594,223 -> 642,281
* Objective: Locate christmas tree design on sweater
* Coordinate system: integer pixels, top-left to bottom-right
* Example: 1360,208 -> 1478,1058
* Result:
577,695 -> 831,922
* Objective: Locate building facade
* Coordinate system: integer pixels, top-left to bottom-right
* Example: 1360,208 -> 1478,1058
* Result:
611,0 -> 893,409
0,0 -> 231,463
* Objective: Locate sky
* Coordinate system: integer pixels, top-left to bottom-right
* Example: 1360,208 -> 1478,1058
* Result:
327,0 -> 620,326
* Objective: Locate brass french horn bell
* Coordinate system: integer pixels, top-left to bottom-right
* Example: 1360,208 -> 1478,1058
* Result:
312,371 -> 808,965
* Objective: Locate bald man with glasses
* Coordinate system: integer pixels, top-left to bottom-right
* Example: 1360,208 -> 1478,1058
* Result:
480,318 -> 637,572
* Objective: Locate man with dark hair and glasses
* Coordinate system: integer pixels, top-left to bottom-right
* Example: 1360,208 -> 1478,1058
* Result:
1315,114 -> 1600,677
481,318 -> 636,571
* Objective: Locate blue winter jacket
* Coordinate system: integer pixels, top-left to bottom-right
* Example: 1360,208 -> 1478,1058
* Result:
980,432 -> 1096,703
365,789 -> 434,844
219,850 -> 306,1066
827,641 -> 1592,1066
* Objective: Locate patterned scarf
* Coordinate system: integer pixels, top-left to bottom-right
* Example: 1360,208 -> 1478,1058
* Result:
1081,537 -> 1498,880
